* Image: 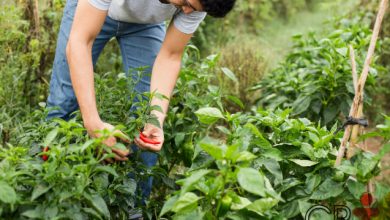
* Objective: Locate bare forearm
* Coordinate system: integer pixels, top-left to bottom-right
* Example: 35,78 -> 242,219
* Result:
66,41 -> 100,127
150,53 -> 181,124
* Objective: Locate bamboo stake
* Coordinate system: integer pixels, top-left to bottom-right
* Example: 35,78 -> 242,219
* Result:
348,46 -> 362,158
335,0 -> 388,166
33,0 -> 40,36
349,46 -> 358,92
348,105 -> 364,158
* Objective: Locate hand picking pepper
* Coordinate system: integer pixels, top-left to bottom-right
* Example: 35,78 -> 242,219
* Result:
42,146 -> 49,161
139,132 -> 161,145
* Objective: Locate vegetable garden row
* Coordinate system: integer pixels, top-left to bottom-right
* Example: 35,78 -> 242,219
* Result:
1,0 -> 390,219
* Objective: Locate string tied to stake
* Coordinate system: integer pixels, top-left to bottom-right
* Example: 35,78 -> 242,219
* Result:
334,116 -> 368,135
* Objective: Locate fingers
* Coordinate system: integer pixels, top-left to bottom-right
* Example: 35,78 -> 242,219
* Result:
111,147 -> 130,158
102,136 -> 116,147
101,134 -> 130,155
113,153 -> 128,161
102,152 -> 128,163
101,137 -> 129,162
104,157 -> 114,164
134,136 -> 163,152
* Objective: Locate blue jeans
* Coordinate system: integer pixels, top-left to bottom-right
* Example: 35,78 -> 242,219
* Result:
46,0 -> 165,203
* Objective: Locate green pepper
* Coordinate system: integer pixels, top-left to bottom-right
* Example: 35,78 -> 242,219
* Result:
218,195 -> 232,216
332,170 -> 345,182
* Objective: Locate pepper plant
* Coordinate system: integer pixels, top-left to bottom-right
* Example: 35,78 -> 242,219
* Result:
253,14 -> 383,126
160,108 -> 390,219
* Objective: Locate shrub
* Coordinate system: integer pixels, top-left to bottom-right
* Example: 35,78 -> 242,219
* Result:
252,14 -> 383,127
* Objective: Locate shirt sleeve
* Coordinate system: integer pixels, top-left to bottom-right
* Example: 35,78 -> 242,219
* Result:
88,0 -> 112,10
173,11 -> 207,34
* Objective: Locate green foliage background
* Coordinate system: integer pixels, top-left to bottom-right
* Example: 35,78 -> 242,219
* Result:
1,0 -> 390,219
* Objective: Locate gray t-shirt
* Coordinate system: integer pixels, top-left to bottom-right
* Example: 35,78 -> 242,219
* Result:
88,0 -> 207,34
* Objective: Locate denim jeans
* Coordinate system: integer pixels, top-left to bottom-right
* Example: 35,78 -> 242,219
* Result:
46,0 -> 165,204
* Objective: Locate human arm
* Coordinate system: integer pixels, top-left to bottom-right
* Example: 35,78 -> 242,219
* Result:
134,22 -> 193,152
66,0 -> 129,160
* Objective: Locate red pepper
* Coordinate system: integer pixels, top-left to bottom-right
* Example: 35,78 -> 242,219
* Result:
42,146 -> 49,161
360,192 -> 374,207
139,132 -> 161,145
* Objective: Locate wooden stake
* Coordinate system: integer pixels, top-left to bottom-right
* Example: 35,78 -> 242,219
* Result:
349,45 -> 358,93
335,0 -> 388,166
348,46 -> 363,158
33,0 -> 40,36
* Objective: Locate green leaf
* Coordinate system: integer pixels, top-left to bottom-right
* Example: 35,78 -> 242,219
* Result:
335,47 -> 348,57
195,107 -> 225,125
83,192 -> 110,218
225,143 -> 239,160
292,96 -> 311,115
44,206 -> 58,219
264,176 -> 283,201
146,116 -> 161,128
160,195 -> 179,217
94,165 -> 119,177
199,142 -> 225,160
298,200 -> 314,219
262,148 -> 283,161
44,128 -> 58,146
114,178 -> 137,194
257,158 -> 283,183
231,196 -> 251,210
346,179 -> 366,200
113,142 -> 127,151
180,169 -> 211,195
174,132 -> 186,146
310,179 -> 344,200
172,192 -> 200,213
22,209 -> 42,219
279,200 -> 300,218
304,174 -> 321,194
246,198 -> 278,216
358,154 -> 378,176
323,104 -> 339,125
113,130 -> 131,142
237,168 -> 265,197
290,159 -> 318,167
172,208 -> 205,220
235,151 -> 257,163
216,126 -> 231,135
221,67 -> 238,83
244,123 -> 272,149
31,183 -> 51,201
336,160 -> 357,175
226,95 -> 244,109
81,139 -> 95,152
82,208 -> 103,220
0,181 -> 17,204
150,105 -> 164,113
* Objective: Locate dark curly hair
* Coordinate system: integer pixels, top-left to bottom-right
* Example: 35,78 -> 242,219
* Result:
199,0 -> 236,18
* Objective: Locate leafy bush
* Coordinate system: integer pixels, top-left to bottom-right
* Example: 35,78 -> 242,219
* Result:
253,14 -> 383,126
0,1 -> 64,144
0,115 -> 138,219
160,108 -> 390,219
216,42 -> 268,111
